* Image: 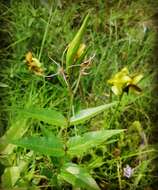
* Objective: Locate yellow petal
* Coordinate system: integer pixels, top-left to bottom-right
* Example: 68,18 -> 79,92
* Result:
32,58 -> 42,67
25,51 -> 32,63
115,67 -> 129,78
131,74 -> 143,84
108,67 -> 130,84
111,86 -> 122,96
118,75 -> 131,84
108,74 -> 131,86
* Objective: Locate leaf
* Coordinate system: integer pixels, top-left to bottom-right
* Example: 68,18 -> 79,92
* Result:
0,118 -> 28,155
18,107 -> 67,127
67,129 -> 124,155
1,167 -> 20,188
1,152 -> 33,188
59,162 -> 100,190
70,102 -> 117,125
66,13 -> 89,71
10,135 -> 65,157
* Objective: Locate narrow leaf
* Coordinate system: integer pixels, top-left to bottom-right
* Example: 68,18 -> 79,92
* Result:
18,107 -> 67,127
60,162 -> 100,190
10,135 -> 65,157
67,129 -> 124,155
70,102 -> 117,125
66,13 -> 89,71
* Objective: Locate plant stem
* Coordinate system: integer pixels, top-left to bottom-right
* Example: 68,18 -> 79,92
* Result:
66,80 -> 74,128
117,159 -> 122,190
108,93 -> 124,128
73,72 -> 82,95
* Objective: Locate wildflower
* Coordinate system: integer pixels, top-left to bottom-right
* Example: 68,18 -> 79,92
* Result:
107,67 -> 143,96
123,164 -> 134,178
25,52 -> 44,76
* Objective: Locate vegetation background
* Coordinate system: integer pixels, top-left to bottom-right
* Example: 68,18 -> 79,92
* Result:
0,0 -> 158,189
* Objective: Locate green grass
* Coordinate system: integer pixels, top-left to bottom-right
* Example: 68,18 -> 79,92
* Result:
0,0 -> 158,189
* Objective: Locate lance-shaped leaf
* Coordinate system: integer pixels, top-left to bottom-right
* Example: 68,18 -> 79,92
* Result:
66,13 -> 89,71
70,102 -> 117,125
10,135 -> 65,157
59,162 -> 100,190
67,129 -> 124,155
17,107 -> 67,127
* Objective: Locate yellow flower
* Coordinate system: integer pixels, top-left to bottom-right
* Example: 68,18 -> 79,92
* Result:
107,67 -> 143,95
25,52 -> 44,76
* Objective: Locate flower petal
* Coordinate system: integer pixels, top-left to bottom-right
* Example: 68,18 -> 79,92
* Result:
111,86 -> 122,95
132,74 -> 143,84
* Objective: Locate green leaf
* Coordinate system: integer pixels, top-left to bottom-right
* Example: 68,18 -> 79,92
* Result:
1,152 -> 33,188
18,107 -> 67,127
1,167 -> 20,188
0,118 -> 28,155
10,135 -> 65,157
66,13 -> 89,72
67,129 -> 124,155
70,102 -> 117,125
59,162 -> 100,190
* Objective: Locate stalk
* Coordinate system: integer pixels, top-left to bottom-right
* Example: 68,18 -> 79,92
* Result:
109,92 -> 124,128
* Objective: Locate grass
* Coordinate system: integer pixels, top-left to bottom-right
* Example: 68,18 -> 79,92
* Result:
0,0 -> 158,189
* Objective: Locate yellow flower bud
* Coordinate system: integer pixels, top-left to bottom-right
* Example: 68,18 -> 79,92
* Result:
76,43 -> 86,59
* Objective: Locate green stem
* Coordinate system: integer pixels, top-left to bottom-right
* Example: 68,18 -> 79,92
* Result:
59,78 -> 74,141
61,46 -> 68,67
109,93 -> 124,128
117,159 -> 122,190
66,79 -> 74,128
73,72 -> 82,95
